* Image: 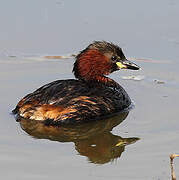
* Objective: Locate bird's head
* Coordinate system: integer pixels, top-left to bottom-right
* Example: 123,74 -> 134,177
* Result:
73,41 -> 140,82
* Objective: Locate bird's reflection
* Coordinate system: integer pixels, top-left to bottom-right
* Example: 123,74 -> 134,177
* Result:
18,111 -> 139,164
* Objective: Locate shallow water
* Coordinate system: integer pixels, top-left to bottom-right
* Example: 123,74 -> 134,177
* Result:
1,0 -> 179,179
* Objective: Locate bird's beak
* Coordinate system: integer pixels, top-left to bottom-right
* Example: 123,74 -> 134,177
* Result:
116,59 -> 140,70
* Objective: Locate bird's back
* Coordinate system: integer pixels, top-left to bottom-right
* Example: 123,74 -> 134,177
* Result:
13,79 -> 131,125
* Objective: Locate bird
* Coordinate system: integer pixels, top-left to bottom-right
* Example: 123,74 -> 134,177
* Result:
12,41 -> 140,125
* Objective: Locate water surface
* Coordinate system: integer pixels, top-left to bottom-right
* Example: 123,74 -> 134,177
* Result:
0,0 -> 179,179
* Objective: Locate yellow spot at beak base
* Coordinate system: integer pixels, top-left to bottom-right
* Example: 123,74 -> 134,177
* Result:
115,141 -> 125,146
116,62 -> 127,69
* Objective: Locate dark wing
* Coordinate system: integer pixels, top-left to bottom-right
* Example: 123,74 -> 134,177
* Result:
13,79 -> 131,125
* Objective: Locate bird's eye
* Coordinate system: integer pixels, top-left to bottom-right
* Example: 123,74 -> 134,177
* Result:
111,56 -> 117,61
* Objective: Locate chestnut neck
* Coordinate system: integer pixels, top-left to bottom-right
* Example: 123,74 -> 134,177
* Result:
73,49 -> 119,88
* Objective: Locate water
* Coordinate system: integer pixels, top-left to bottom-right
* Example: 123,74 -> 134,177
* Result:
0,0 -> 179,179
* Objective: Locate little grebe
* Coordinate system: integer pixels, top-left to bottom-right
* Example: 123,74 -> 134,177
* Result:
13,41 -> 140,125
